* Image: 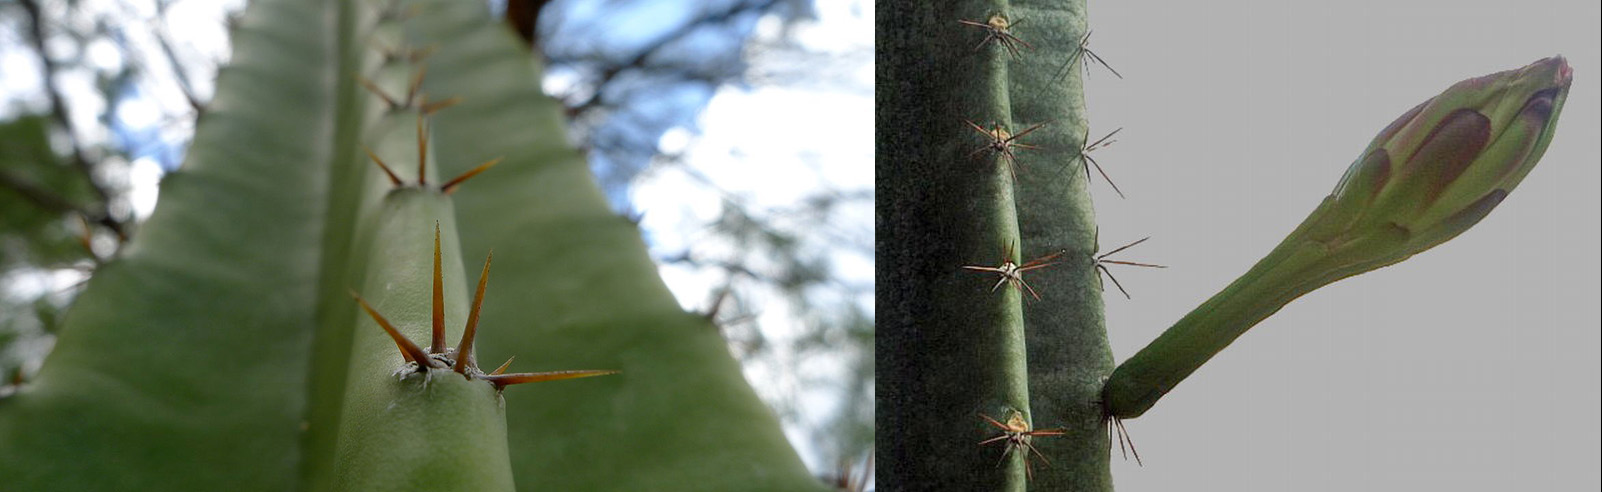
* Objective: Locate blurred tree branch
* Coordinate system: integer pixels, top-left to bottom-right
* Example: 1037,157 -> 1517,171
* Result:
14,0 -> 127,241
152,0 -> 206,112
503,0 -> 550,49
550,0 -> 784,119
0,170 -> 85,216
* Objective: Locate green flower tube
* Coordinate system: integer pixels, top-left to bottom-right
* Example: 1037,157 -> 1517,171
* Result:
1103,56 -> 1572,419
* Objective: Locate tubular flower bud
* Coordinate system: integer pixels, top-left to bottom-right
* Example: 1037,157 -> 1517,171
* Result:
1102,57 -> 1572,420
1302,56 -> 1571,261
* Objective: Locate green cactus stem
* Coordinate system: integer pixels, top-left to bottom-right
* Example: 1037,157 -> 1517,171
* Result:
880,0 -> 1115,489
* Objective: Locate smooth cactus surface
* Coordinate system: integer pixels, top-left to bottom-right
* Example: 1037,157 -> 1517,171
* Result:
0,0 -> 822,490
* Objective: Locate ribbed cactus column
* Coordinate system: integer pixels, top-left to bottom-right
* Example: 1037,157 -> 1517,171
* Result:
1007,1 -> 1114,489
879,0 -> 1110,489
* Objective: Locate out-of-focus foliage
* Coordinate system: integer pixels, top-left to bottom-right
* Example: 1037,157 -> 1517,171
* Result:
0,117 -> 92,382
0,116 -> 94,269
1,0 -> 158,386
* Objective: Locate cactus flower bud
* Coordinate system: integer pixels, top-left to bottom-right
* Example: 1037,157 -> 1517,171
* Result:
1103,57 -> 1572,419
1304,56 -> 1571,262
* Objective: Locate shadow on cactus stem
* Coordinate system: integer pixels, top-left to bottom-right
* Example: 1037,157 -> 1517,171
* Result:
1103,56 -> 1573,420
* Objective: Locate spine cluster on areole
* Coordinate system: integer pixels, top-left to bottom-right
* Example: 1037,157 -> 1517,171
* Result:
351,223 -> 618,390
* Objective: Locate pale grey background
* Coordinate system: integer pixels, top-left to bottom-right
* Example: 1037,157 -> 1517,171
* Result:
1073,0 -> 1599,490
